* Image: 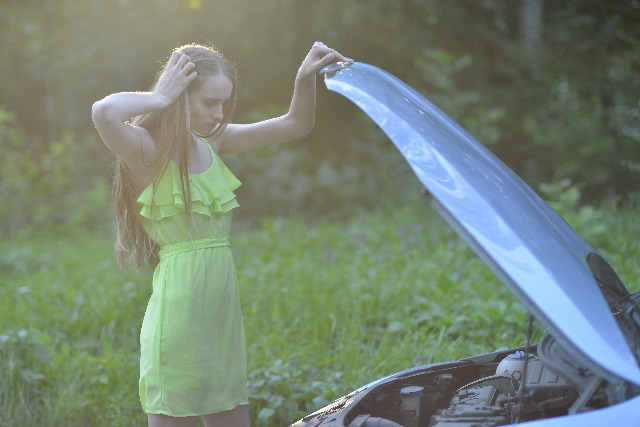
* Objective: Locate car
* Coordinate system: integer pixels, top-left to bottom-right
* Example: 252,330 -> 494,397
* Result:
290,62 -> 640,427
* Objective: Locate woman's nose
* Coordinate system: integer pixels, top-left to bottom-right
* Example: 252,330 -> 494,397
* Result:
212,106 -> 223,121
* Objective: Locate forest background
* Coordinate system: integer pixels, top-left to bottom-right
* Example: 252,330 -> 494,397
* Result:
1,0 -> 640,426
1,0 -> 640,230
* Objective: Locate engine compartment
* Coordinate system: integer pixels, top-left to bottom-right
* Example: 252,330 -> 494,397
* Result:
336,280 -> 640,427
344,333 -> 633,427
292,286 -> 640,427
427,347 -> 578,427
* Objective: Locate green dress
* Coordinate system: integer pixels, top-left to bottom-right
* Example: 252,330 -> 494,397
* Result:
136,143 -> 248,416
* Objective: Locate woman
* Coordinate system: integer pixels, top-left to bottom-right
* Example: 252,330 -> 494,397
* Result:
92,42 -> 351,427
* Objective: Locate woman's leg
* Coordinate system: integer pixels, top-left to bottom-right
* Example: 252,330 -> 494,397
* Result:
147,414 -> 199,427
201,404 -> 250,427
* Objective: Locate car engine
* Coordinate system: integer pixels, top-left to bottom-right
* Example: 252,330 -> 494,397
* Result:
427,344 -> 580,426
333,264 -> 640,427
294,278 -> 640,427
345,334 -> 608,427
342,296 -> 640,427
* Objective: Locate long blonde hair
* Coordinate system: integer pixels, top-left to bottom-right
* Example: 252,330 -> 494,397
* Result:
113,44 -> 238,271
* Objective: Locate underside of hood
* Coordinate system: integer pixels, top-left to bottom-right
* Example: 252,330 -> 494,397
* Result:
322,62 -> 640,386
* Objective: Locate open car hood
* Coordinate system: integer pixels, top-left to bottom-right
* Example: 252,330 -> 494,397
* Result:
322,62 -> 640,386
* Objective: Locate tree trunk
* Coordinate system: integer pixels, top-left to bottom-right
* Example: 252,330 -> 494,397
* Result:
520,0 -> 543,78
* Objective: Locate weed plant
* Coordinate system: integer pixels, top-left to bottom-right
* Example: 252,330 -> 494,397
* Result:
1,193 -> 638,426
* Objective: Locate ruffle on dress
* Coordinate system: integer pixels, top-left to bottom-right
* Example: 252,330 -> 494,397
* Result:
137,154 -> 241,221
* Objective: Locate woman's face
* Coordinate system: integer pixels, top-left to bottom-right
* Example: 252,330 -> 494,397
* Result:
189,74 -> 233,136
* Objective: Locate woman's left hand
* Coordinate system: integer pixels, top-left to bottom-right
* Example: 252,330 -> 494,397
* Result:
297,42 -> 353,79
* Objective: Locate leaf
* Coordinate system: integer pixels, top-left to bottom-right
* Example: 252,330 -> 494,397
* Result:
20,369 -> 45,384
387,321 -> 405,333
257,407 -> 276,422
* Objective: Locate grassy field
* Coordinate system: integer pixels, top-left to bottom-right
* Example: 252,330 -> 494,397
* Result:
1,195 -> 639,426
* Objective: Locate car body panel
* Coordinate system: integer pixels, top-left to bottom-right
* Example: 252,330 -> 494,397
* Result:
515,394 -> 640,426
321,62 -> 640,386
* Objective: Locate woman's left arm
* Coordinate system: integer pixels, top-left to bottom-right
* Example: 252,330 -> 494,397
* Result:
217,42 -> 352,154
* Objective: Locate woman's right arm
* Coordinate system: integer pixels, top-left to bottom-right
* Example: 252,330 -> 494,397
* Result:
91,51 -> 197,164
92,92 -> 168,162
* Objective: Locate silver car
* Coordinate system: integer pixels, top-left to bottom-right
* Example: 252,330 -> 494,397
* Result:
291,63 -> 640,427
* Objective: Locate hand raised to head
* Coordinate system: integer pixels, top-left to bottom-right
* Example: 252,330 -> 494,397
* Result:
153,50 -> 198,106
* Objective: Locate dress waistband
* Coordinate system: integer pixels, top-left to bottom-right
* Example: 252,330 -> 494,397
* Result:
158,237 -> 230,260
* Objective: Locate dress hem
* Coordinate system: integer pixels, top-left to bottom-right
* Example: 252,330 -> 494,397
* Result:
143,400 -> 250,417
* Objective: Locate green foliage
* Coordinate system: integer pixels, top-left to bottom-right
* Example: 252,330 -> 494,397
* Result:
0,107 -> 112,236
226,115 -> 421,222
538,179 -> 610,245
234,199 -> 542,424
0,329 -> 51,386
0,231 -> 147,426
1,0 -> 639,230
540,180 -> 640,285
412,48 -> 507,147
247,359 -> 342,426
1,0 -> 639,222
1,198 -> 639,426
514,2 -> 640,196
1,3 -> 639,424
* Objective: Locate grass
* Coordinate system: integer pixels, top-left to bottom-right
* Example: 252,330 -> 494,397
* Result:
1,194 -> 639,426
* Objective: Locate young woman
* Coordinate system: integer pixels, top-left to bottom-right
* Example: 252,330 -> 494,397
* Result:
92,42 -> 351,427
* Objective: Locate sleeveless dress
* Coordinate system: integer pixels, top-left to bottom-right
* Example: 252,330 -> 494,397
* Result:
136,143 -> 248,416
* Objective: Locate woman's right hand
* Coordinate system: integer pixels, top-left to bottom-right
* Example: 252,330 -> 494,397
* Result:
153,51 -> 198,105
92,50 -> 197,189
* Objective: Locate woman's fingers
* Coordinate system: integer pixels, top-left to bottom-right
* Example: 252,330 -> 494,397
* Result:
169,52 -> 197,81
168,51 -> 195,74
172,51 -> 190,69
185,61 -> 197,76
170,50 -> 186,67
154,51 -> 197,102
317,52 -> 337,68
299,42 -> 352,77
311,42 -> 352,64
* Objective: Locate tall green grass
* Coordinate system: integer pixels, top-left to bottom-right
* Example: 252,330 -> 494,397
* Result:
1,194 -> 639,426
